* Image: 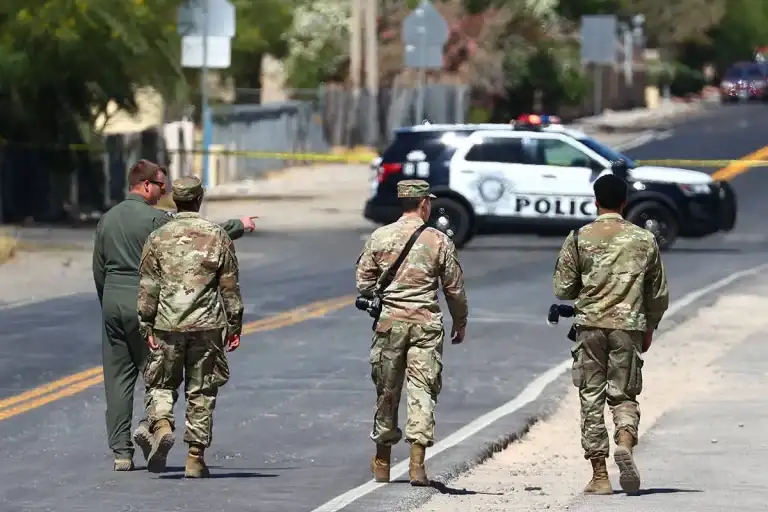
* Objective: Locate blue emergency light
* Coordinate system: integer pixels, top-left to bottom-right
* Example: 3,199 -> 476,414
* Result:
516,114 -> 561,125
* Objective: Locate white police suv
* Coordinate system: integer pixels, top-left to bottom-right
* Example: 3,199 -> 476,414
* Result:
363,115 -> 737,250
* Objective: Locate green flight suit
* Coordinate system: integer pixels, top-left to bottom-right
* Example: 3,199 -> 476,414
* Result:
92,193 -> 245,459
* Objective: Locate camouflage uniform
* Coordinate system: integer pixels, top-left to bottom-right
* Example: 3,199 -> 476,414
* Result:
553,211 -> 669,494
356,179 -> 468,486
137,176 -> 244,478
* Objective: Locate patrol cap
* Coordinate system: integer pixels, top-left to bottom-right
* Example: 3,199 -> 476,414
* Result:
397,179 -> 436,199
172,175 -> 204,202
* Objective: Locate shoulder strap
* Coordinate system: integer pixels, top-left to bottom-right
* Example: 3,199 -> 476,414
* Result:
572,228 -> 580,265
377,224 -> 429,293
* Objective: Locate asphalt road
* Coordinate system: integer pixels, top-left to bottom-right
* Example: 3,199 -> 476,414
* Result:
2,103 -> 768,512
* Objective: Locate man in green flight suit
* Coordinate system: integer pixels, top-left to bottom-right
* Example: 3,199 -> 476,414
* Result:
92,159 -> 255,471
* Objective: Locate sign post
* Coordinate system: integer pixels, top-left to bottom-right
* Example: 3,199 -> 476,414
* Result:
402,0 -> 449,122
177,0 -> 235,193
579,15 -> 617,116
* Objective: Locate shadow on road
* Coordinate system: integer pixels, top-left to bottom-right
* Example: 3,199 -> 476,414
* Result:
430,480 -> 505,496
621,487 -> 704,496
158,471 -> 279,480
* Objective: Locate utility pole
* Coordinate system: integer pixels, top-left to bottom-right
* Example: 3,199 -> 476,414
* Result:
348,0 -> 362,146
363,0 -> 378,146
200,0 -> 210,217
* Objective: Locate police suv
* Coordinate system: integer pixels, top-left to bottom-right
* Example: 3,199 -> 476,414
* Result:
363,114 -> 737,250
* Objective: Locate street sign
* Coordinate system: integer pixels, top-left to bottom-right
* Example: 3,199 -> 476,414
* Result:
404,43 -> 444,69
176,0 -> 236,195
177,0 -> 235,37
402,0 -> 449,70
181,36 -> 232,68
580,15 -> 617,65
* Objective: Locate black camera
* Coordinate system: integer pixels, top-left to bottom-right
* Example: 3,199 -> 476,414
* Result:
547,304 -> 578,341
355,294 -> 382,319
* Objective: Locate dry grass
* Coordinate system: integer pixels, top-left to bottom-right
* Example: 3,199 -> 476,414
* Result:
0,234 -> 17,265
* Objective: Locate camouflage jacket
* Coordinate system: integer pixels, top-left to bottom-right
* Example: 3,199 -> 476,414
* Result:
137,212 -> 244,339
356,215 -> 468,329
553,212 -> 669,331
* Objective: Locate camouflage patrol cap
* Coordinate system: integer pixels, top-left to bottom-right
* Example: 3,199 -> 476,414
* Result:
397,179 -> 436,199
172,175 -> 204,202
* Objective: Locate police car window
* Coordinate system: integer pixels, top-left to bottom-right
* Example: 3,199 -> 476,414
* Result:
535,139 -> 592,167
577,137 -> 637,168
465,138 -> 524,163
381,131 -> 469,161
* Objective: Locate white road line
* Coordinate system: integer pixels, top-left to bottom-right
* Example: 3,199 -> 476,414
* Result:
310,262 -> 768,512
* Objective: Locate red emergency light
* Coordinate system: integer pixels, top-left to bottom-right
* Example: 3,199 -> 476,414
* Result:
517,114 -> 561,125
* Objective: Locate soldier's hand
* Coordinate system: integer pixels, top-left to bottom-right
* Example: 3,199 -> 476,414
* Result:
451,324 -> 466,344
146,335 -> 160,351
226,334 -> 241,352
240,216 -> 257,232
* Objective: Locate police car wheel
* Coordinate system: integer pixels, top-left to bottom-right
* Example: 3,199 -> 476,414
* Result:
429,197 -> 473,248
625,201 -> 679,251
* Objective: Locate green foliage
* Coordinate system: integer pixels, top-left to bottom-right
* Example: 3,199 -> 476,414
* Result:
707,0 -> 768,71
555,0 -> 623,21
0,0 -> 185,141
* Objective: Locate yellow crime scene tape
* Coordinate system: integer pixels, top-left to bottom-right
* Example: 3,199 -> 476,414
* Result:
3,136 -> 768,168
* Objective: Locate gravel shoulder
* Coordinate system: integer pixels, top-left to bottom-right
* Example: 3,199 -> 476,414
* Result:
411,274 -> 768,512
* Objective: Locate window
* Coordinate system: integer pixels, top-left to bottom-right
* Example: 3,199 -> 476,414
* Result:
465,137 -> 525,164
578,137 -> 636,168
381,130 -> 471,162
533,138 -> 593,168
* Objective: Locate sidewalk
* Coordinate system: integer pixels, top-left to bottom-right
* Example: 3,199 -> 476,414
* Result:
412,273 -> 768,512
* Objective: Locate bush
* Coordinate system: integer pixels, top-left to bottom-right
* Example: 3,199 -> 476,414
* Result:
0,234 -> 17,265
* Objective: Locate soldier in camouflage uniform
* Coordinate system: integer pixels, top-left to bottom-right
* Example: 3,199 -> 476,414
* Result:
553,173 -> 669,495
356,179 -> 469,486
137,176 -> 244,478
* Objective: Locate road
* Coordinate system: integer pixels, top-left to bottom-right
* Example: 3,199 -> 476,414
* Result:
1,103 -> 768,512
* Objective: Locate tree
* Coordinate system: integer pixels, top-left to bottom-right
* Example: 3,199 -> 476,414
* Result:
272,0 -> 350,90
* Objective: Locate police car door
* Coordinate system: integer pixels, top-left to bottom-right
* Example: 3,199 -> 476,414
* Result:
524,134 -> 607,221
450,133 -> 534,217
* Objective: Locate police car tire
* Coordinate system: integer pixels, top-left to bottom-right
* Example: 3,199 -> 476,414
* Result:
430,197 -> 473,249
625,200 -> 679,251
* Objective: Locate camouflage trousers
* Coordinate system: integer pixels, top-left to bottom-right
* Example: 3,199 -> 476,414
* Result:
571,327 -> 644,460
369,319 -> 444,448
143,329 -> 230,447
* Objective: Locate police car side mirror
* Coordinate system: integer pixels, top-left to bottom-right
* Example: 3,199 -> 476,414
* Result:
611,160 -> 629,180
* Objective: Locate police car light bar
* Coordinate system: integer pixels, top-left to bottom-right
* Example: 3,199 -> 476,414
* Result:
516,114 -> 561,125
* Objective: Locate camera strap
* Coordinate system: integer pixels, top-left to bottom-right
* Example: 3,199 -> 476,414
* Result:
377,223 -> 429,294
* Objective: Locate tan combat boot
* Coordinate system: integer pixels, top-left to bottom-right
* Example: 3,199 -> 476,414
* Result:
370,444 -> 391,482
132,420 -> 153,462
185,444 -> 211,478
408,443 -> 430,487
147,419 -> 175,473
614,429 -> 641,493
583,458 -> 613,495
113,457 -> 134,472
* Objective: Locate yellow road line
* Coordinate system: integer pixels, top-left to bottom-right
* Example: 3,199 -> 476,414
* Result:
0,295 -> 355,421
0,374 -> 105,422
0,366 -> 103,410
711,145 -> 768,181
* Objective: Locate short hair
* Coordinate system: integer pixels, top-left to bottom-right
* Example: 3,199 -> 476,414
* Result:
128,159 -> 167,188
593,174 -> 628,210
174,198 -> 200,212
400,197 -> 423,211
